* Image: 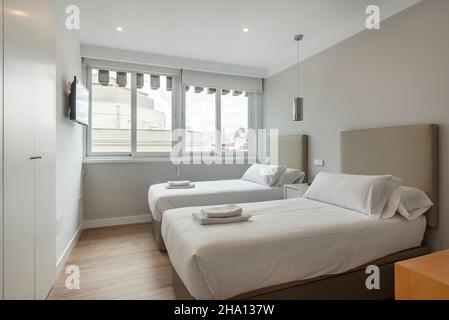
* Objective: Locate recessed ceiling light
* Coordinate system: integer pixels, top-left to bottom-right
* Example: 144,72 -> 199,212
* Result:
242,28 -> 249,33
10,9 -> 29,17
116,26 -> 123,32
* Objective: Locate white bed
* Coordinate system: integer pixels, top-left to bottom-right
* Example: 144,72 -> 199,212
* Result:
161,197 -> 426,300
149,134 -> 308,223
148,179 -> 284,222
163,124 -> 438,300
148,134 -> 309,250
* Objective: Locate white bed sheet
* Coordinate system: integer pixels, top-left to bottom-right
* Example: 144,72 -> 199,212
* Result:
161,197 -> 426,300
148,179 -> 283,222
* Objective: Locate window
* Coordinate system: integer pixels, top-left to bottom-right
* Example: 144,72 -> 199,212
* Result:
221,90 -> 248,152
91,69 -> 131,153
86,64 -> 259,159
184,87 -> 250,154
137,74 -> 172,153
185,86 -> 216,153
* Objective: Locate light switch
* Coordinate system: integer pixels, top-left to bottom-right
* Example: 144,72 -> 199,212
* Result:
314,159 -> 325,167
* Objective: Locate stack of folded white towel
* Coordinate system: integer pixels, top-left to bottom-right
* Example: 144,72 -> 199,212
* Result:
192,204 -> 251,225
165,180 -> 195,189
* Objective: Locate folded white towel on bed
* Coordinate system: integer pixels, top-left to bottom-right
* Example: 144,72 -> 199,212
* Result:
192,212 -> 251,225
167,180 -> 192,187
200,204 -> 243,218
165,183 -> 195,189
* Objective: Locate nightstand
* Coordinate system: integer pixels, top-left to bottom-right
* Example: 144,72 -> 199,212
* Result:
283,184 -> 309,199
395,249 -> 449,300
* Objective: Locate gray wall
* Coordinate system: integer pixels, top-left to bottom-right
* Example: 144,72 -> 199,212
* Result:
263,0 -> 449,250
83,163 -> 249,221
56,2 -> 84,262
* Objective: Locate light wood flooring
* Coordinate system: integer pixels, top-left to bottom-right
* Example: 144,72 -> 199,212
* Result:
48,223 -> 175,300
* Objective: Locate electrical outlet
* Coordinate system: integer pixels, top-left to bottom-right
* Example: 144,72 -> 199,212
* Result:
314,159 -> 325,167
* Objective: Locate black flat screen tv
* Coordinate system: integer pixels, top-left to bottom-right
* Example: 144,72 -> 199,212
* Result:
69,76 -> 90,126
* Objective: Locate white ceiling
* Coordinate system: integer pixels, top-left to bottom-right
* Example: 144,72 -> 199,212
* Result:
63,0 -> 421,77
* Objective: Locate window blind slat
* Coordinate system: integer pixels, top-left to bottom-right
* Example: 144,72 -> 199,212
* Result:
150,75 -> 160,90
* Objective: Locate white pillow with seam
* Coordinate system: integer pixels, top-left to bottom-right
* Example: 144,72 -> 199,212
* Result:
397,186 -> 433,220
241,164 -> 286,186
381,186 -> 402,219
303,172 -> 402,219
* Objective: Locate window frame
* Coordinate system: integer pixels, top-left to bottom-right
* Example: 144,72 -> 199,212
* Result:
182,87 -> 255,158
85,65 -> 180,159
84,62 -> 259,161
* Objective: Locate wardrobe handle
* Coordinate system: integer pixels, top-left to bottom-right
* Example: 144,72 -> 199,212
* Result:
30,156 -> 43,160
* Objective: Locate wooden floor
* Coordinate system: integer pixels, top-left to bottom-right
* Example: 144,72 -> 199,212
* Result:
48,223 -> 175,300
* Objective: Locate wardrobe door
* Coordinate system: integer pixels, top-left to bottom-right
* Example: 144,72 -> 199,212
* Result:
34,0 -> 57,300
3,0 -> 37,299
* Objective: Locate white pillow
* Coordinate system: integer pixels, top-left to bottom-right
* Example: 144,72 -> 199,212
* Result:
241,164 -> 286,186
397,186 -> 433,220
303,172 -> 402,219
381,187 -> 402,219
276,168 -> 306,186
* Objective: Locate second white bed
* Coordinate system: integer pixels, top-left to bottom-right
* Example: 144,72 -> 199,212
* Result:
148,179 -> 284,222
161,197 -> 426,300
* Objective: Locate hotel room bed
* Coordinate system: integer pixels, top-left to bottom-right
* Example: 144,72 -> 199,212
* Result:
162,197 -> 427,300
149,180 -> 284,250
149,179 -> 284,222
149,134 -> 309,250
162,124 -> 438,300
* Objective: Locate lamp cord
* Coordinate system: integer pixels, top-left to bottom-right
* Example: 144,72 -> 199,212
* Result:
296,39 -> 300,97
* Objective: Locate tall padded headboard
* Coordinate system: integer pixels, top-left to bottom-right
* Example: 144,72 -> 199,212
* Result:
278,135 -> 309,183
341,124 -> 438,228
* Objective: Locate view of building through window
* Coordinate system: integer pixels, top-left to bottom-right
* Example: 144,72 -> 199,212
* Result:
185,86 -> 216,153
221,91 -> 248,152
185,87 -> 249,153
137,74 -> 172,152
90,69 -> 250,155
91,69 -> 132,153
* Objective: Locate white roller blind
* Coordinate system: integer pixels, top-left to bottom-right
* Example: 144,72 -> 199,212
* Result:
182,69 -> 263,93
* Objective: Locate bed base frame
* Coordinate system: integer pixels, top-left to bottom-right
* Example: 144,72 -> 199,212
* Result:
172,246 -> 429,300
152,220 -> 166,251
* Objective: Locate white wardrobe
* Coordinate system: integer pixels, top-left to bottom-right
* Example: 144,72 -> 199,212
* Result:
1,0 -> 57,299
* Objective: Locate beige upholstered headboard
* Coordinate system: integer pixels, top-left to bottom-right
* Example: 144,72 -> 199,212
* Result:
278,135 -> 309,183
341,124 -> 438,228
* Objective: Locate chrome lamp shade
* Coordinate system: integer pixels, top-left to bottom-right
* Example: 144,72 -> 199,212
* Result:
293,97 -> 303,121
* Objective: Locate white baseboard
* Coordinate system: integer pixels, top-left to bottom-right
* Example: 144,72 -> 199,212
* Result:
83,214 -> 152,229
56,223 -> 84,273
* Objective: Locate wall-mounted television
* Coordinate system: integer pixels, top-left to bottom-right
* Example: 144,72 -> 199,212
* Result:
69,76 -> 90,126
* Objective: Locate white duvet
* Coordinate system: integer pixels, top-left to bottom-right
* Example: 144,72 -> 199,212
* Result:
161,197 -> 426,300
148,179 -> 283,221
